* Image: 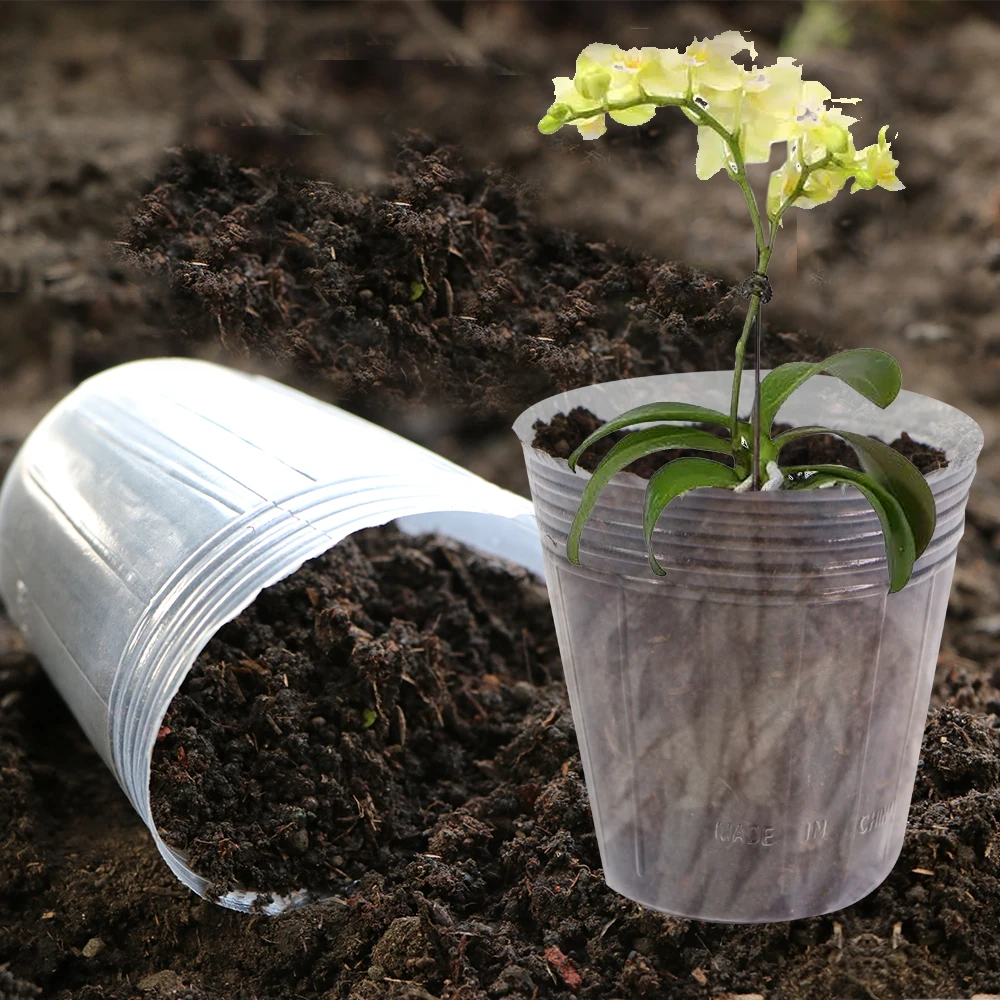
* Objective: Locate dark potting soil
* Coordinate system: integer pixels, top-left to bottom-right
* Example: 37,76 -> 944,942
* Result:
118,137 -> 835,430
531,406 -> 949,481
7,529 -> 1000,998
149,524 -> 561,900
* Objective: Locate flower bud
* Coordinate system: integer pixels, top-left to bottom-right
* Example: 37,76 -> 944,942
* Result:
575,68 -> 611,102
538,103 -> 572,133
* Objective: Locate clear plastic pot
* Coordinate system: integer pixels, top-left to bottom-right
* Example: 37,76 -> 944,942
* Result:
514,371 -> 982,923
0,358 -> 542,913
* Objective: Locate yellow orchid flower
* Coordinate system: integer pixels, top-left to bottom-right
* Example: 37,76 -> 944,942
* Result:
785,80 -> 861,162
739,113 -> 790,166
743,57 -> 803,118
737,57 -> 805,161
536,34 -> 905,204
767,157 -> 799,217
573,43 -> 654,103
552,75 -> 599,114
767,153 -> 851,218
788,78 -> 833,126
685,30 -> 757,91
695,126 -> 735,179
690,87 -> 741,179
537,75 -> 601,134
538,76 -> 605,139
851,126 -> 905,192
691,65 -> 795,177
540,45 -> 688,137
802,168 -> 851,206
692,57 -> 806,177
576,114 -> 608,140
640,47 -> 689,100
538,75 -> 621,139
578,45 -> 683,107
572,43 -> 615,102
570,44 -> 666,134
806,107 -> 858,160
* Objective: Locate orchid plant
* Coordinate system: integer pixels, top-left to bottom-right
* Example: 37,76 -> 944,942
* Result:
537,31 -> 932,593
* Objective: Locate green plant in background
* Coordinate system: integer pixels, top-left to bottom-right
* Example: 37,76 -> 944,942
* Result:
537,32 -> 931,592
781,0 -> 853,56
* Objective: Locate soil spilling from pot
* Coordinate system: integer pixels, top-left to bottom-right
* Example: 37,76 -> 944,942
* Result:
532,406 -> 949,480
149,524 -> 561,900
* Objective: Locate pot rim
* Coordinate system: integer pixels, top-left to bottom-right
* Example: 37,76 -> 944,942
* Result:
513,371 -> 983,499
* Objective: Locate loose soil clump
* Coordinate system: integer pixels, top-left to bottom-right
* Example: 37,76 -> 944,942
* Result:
119,138 -> 834,428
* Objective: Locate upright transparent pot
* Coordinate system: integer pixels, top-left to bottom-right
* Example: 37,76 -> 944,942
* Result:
514,371 -> 982,923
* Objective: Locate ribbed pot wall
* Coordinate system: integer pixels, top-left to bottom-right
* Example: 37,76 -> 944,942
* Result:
0,359 -> 543,912
515,371 -> 982,922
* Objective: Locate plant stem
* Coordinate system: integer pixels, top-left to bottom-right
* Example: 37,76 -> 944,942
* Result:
748,182 -> 782,489
720,129 -> 770,478
728,145 -> 767,260
728,246 -> 771,466
685,107 -> 770,459
741,152 -> 835,484
752,252 -> 763,489
557,97 -> 835,486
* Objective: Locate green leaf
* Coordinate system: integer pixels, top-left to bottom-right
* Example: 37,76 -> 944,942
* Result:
643,458 -> 742,575
775,426 -> 936,556
567,401 -> 731,472
409,281 -> 425,302
787,465 -> 916,592
361,709 -> 378,729
758,349 -> 901,435
566,427 -> 733,564
837,431 -> 936,557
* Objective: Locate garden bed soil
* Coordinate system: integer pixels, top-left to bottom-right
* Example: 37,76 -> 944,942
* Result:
5,526 -> 1000,1000
531,406 -> 949,480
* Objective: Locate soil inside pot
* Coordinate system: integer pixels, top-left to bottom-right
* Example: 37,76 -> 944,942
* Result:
532,406 -> 948,479
149,523 -> 561,901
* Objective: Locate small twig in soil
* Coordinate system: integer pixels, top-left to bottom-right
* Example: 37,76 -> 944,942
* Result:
459,684 -> 488,721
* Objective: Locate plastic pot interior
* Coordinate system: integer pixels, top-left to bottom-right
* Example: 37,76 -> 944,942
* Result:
0,358 -> 543,913
514,371 -> 982,923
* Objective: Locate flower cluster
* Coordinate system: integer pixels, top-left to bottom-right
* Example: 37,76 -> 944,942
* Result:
538,31 -> 903,219
538,33 -> 924,588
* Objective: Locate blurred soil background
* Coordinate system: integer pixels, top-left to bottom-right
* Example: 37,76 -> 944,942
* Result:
3,2 -> 1000,998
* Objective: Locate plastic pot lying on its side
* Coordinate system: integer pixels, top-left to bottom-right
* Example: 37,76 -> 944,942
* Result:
514,371 -> 982,924
0,358 -> 543,914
